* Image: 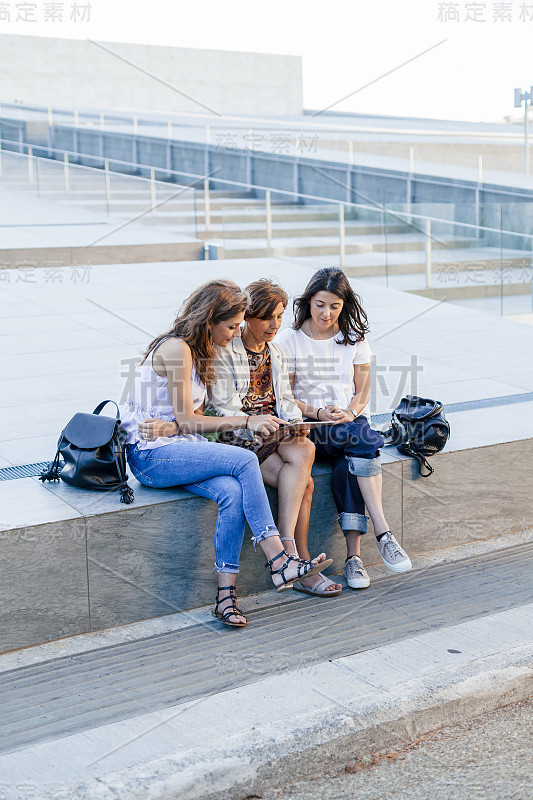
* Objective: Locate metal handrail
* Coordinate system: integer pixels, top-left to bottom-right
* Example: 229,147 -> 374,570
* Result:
47,123 -> 533,201
2,136 -> 533,242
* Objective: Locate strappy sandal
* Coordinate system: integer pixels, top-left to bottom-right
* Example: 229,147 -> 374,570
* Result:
265,549 -> 333,593
292,574 -> 343,597
279,537 -> 339,597
212,585 -> 247,628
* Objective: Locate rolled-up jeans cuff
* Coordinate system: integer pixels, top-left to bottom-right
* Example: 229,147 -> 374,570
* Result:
212,561 -> 240,575
250,524 -> 279,551
337,512 -> 369,535
346,455 -> 382,477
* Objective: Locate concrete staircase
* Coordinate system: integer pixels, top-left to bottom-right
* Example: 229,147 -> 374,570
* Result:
2,155 -> 532,301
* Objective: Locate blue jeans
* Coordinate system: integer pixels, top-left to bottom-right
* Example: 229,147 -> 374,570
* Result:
126,441 -> 279,574
309,418 -> 384,536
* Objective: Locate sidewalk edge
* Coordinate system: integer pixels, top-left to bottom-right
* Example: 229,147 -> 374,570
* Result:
73,643 -> 533,800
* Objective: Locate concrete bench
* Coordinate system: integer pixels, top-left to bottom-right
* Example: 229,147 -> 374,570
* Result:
1,400 -> 533,654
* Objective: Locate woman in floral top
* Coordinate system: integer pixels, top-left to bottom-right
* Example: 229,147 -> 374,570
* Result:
208,279 -> 342,598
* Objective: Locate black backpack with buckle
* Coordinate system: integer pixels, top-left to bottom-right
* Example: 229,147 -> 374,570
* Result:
40,400 -> 134,503
384,394 -> 450,477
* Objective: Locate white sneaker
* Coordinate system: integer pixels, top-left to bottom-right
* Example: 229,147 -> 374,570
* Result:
376,532 -> 412,573
343,556 -> 370,589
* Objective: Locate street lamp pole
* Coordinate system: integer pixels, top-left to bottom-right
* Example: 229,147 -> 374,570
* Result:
514,86 -> 533,175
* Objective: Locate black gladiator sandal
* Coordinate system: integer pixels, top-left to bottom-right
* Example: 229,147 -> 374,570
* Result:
265,550 -> 332,593
212,586 -> 247,628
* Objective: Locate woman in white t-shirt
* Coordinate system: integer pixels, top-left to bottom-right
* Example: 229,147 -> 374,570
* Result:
277,267 -> 412,590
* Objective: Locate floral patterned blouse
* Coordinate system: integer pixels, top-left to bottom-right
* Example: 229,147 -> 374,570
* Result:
217,344 -> 278,461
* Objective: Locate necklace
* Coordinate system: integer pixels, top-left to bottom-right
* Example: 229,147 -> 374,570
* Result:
307,318 -> 337,341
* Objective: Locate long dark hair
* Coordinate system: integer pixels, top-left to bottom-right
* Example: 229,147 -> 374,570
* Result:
141,279 -> 248,385
293,267 -> 369,345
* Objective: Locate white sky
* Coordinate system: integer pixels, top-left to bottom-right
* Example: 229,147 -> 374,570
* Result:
1,0 -> 532,122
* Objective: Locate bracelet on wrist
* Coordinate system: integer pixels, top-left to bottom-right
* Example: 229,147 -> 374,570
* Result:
317,408 -> 323,421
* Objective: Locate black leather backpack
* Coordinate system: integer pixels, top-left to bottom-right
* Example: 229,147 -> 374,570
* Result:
40,400 -> 134,503
384,394 -> 450,477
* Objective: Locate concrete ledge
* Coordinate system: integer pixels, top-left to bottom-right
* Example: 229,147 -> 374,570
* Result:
1,435 -> 533,653
0,527 -> 528,673
0,240 -> 204,266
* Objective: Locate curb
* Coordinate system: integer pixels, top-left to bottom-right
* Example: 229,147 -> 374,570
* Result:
78,646 -> 533,800
88,647 -> 533,800
5,609 -> 528,800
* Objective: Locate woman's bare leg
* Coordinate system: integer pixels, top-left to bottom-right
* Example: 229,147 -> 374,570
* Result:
260,437 -> 315,541
296,476 -> 342,592
261,451 -> 311,556
262,452 -> 341,593
345,530 -> 363,558
356,473 -> 389,536
293,476 -> 313,558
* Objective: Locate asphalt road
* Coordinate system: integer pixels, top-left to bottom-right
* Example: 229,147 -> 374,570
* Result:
261,697 -> 533,800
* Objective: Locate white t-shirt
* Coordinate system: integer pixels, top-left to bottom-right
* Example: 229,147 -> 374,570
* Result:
277,327 -> 372,419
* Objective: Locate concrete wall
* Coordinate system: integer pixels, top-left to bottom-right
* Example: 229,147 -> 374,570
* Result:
0,34 -> 303,116
2,440 -> 533,653
481,202 -> 533,250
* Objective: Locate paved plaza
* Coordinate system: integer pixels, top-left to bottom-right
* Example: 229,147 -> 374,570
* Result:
2,254 -> 533,467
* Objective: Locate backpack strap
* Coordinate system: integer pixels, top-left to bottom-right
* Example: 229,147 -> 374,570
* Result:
400,441 -> 434,477
93,400 -> 120,419
111,435 -> 134,504
95,402 -> 134,502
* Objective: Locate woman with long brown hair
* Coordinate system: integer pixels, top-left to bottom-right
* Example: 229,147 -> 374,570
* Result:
278,267 -> 412,590
121,279 -> 330,628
